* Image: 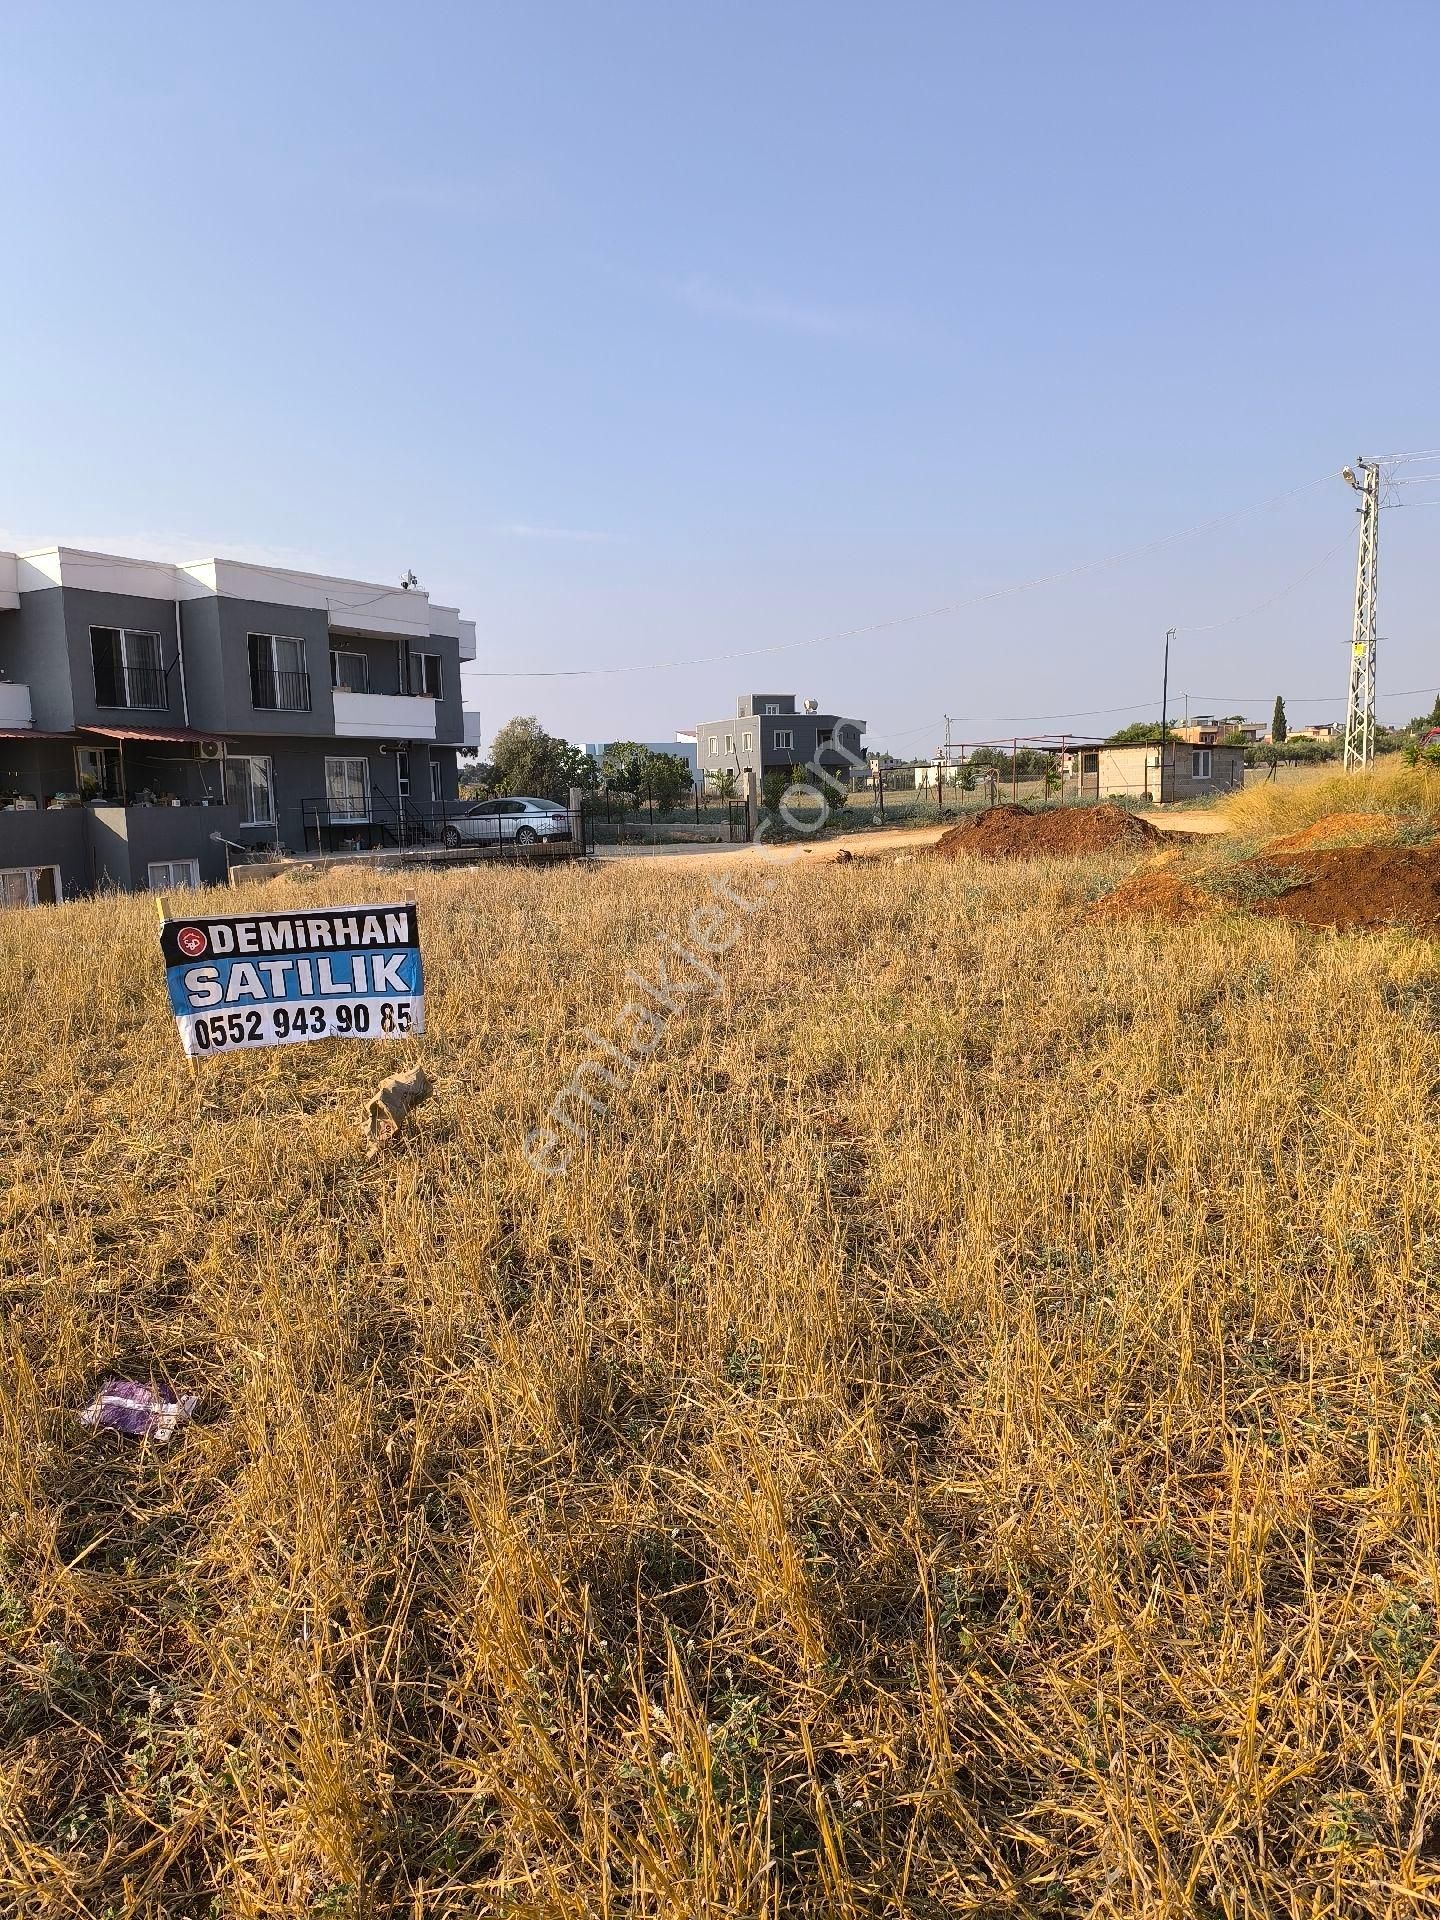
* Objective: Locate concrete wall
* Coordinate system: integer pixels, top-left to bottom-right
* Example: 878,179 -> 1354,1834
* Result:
1074,744 -> 1247,803
205,596 -> 336,738
424,631 -> 464,746
0,588 -> 78,730
0,807 -> 88,900
61,588 -> 186,729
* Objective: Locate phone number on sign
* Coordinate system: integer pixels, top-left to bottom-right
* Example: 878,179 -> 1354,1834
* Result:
188,999 -> 417,1049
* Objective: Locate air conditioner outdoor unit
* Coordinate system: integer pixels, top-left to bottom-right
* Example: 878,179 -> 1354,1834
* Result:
198,739 -> 223,760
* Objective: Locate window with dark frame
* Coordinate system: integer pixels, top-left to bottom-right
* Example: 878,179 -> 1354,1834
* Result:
249,633 -> 310,711
413,653 -> 443,699
91,626 -> 166,709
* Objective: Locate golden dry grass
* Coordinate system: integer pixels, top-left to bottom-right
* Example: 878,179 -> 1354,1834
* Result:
1219,760 -> 1440,842
3,851 -> 1440,1917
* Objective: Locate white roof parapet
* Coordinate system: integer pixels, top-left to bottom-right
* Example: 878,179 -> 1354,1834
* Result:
5,545 -> 476,643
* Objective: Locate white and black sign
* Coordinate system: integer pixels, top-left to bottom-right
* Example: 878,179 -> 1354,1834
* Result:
160,903 -> 425,1057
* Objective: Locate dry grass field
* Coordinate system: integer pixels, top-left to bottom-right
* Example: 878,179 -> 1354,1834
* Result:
4,798 -> 1440,1916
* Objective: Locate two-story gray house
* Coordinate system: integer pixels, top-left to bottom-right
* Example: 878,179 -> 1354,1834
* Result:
0,546 -> 479,902
695,694 -> 866,789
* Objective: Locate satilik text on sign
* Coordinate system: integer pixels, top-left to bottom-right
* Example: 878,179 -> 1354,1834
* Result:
159,902 -> 425,1057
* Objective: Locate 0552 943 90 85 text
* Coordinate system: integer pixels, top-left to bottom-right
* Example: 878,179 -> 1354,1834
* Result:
157,902 -> 426,1058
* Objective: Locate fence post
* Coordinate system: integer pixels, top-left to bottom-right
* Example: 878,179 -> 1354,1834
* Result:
569,786 -> 586,857
743,767 -> 757,841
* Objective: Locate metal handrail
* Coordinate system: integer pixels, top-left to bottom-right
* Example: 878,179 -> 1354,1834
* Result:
250,667 -> 312,712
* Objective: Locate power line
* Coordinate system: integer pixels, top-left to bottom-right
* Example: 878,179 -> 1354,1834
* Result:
464,467 -> 1337,679
1173,532 -> 1354,634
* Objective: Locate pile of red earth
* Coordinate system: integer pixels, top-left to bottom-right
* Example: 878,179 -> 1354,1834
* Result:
1264,810 -> 1398,854
1085,866 -> 1216,925
933,803 -> 1161,862
1244,844 -> 1440,932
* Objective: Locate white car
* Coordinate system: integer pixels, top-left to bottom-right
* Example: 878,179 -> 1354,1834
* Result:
442,797 -> 573,847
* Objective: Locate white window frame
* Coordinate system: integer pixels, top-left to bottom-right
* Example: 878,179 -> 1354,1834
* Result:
725,733 -> 734,753
249,632 -> 309,711
395,748 -> 410,800
763,703 -> 780,716
742,729 -> 754,750
325,754 -> 371,823
91,625 -> 166,710
413,652 -> 443,699
222,752 -> 275,826
147,859 -> 200,890
329,648 -> 370,693
708,735 -> 719,755
1192,748 -> 1212,780
773,728 -> 795,751
429,754 -> 443,804
0,864 -> 61,907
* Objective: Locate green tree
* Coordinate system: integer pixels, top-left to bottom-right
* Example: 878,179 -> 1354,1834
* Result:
489,716 -> 597,801
1271,695 -> 1288,744
1106,721 -> 1166,745
639,750 -> 693,813
760,767 -> 790,811
599,740 -> 648,801
711,768 -> 738,801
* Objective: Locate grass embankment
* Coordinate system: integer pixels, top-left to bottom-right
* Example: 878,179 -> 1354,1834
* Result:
3,854 -> 1440,1915
1218,759 -> 1440,843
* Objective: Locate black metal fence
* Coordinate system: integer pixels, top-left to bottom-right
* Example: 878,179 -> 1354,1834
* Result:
297,796 -> 589,860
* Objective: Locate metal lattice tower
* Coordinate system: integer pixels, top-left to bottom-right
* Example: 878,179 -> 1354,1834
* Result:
1342,458 -> 1381,769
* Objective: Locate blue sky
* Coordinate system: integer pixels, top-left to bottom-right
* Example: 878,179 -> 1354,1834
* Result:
2,1 -> 1437,752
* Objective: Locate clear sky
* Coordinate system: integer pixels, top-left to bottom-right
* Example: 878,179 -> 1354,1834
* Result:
2,1 -> 1437,753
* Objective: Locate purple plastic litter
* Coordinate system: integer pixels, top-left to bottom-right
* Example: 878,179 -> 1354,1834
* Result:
78,1379 -> 197,1444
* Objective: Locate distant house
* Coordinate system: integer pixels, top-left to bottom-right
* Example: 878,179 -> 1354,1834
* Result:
1290,723 -> 1337,743
1173,717 -> 1265,746
694,694 -> 865,786
1069,740 -> 1245,804
579,738 -> 699,775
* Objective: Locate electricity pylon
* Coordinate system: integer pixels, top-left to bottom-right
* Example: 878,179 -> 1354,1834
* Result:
1342,459 -> 1381,769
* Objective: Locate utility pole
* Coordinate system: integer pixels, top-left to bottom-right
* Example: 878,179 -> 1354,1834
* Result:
1160,628 -> 1174,806
1343,459 -> 1381,769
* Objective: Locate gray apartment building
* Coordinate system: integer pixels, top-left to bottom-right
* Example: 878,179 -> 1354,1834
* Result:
0,546 -> 479,903
695,694 -> 865,787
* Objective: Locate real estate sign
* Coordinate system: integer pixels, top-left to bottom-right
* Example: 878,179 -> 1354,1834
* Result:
159,902 -> 425,1057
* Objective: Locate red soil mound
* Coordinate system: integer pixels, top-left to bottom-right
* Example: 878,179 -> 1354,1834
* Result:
1246,844 -> 1440,932
933,804 -> 1161,862
1085,867 -> 1216,925
1264,811 -> 1398,855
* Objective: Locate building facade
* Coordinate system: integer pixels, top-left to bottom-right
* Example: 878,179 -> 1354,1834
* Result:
0,547 -> 478,902
1068,740 -> 1245,803
694,694 -> 865,787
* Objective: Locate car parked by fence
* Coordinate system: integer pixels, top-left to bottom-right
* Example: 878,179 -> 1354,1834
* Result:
442,797 -> 574,847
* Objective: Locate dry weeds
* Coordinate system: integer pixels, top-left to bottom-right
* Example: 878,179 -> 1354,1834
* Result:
3,851 -> 1440,1917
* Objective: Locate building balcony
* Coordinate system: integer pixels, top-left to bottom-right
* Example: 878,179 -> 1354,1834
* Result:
331,689 -> 438,741
0,681 -> 33,729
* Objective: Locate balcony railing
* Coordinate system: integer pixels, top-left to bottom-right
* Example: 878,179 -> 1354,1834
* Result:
250,667 -> 312,713
96,663 -> 169,710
